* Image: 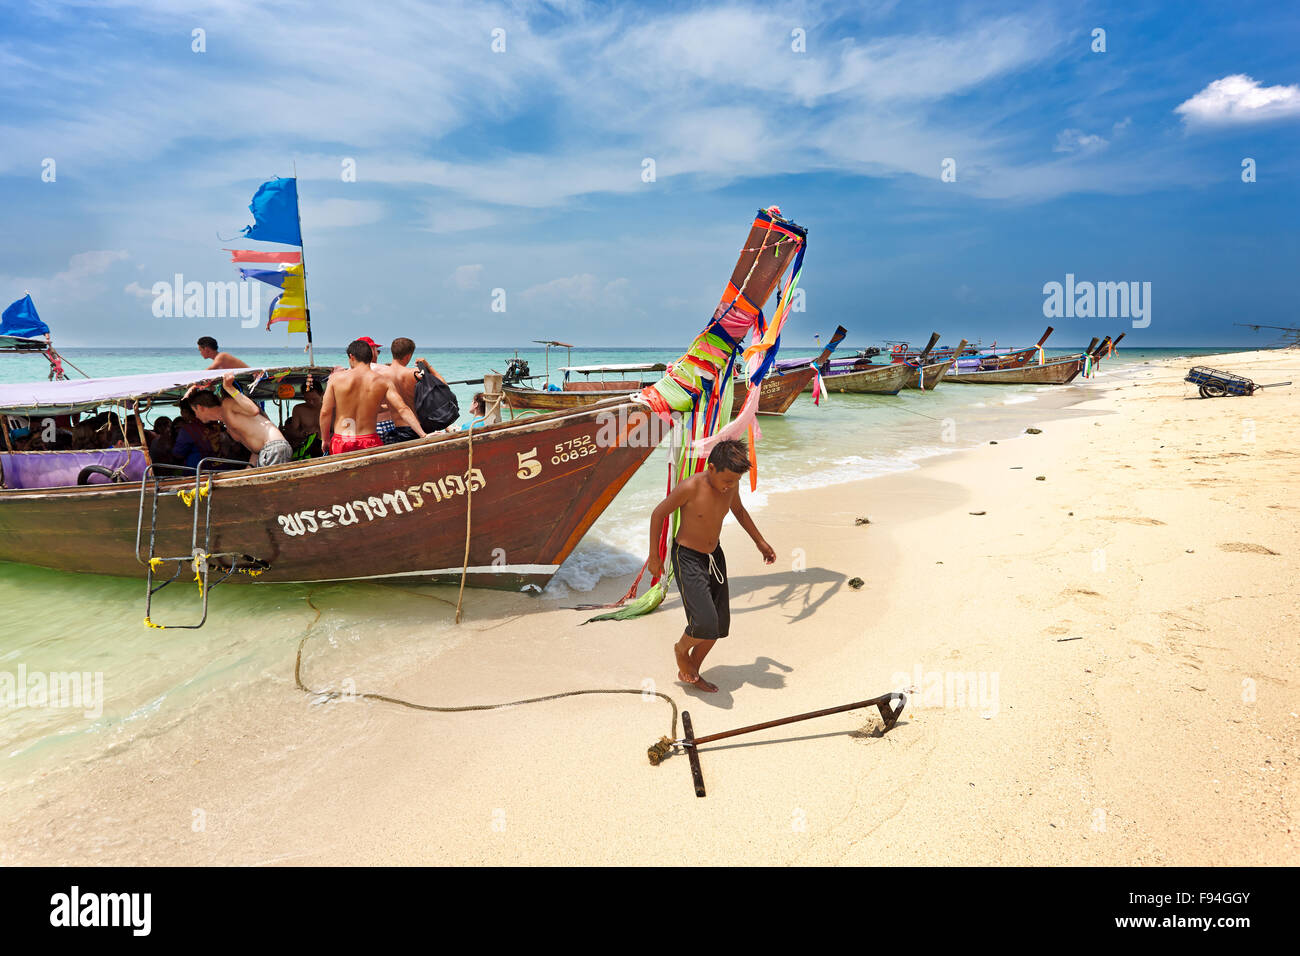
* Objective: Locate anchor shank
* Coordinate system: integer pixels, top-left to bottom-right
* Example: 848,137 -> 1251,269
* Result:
691,694 -> 899,746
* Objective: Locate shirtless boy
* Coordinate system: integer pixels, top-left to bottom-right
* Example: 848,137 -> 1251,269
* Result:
647,438 -> 776,692
189,372 -> 293,467
197,336 -> 248,370
320,339 -> 425,454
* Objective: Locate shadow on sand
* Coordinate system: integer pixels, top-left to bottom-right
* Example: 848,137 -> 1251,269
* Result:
659,566 -> 846,626
727,566 -> 847,624
675,655 -> 793,710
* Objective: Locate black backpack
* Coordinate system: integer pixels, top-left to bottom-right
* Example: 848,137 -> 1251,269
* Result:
413,361 -> 459,432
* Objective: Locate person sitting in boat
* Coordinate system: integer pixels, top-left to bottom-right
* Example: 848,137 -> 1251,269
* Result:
374,336 -> 443,444
148,416 -> 176,465
197,335 -> 248,371
282,387 -> 324,459
91,411 -> 126,448
214,427 -> 251,466
460,393 -> 489,430
171,399 -> 214,469
114,412 -> 153,449
188,372 -> 293,468
319,339 -> 426,455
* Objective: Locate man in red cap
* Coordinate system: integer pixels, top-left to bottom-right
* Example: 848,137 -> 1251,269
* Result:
357,336 -> 382,364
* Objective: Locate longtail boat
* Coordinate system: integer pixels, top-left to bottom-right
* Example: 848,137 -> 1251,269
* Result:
943,333 -> 1116,385
968,326 -> 1056,370
1,204 -> 811,628
502,362 -> 667,413
0,366 -> 665,613
782,344 -> 911,394
943,354 -> 1087,384
504,325 -> 846,416
780,330 -> 951,395
807,359 -> 912,395
732,324 -> 848,412
906,338 -> 968,390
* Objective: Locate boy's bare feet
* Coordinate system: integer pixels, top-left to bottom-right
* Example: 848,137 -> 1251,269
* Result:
679,672 -> 719,693
674,638 -> 696,681
674,637 -> 718,692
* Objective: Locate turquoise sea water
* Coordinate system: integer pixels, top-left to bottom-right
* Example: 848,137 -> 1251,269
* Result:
0,344 -> 1259,786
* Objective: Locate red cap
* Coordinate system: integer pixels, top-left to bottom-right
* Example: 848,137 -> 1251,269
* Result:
357,336 -> 382,355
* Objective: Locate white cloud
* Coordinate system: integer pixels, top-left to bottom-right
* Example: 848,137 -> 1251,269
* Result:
521,273 -> 602,304
55,250 -> 129,285
425,204 -> 506,234
1175,74 -> 1300,127
300,199 -> 385,229
518,274 -> 635,315
0,2 -> 1066,208
449,264 -> 484,290
124,280 -> 153,299
1053,129 -> 1108,153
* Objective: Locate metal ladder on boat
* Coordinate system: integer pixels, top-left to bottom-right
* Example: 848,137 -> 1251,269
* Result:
135,458 -> 270,629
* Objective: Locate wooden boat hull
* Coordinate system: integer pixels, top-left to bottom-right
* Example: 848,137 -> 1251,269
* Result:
507,368 -> 813,418
806,362 -> 912,395
905,357 -> 956,390
944,356 -> 1085,385
0,400 -> 663,589
732,365 -> 815,414
503,385 -> 640,413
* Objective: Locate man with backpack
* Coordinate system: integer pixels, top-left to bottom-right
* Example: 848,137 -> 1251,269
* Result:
375,337 -> 460,443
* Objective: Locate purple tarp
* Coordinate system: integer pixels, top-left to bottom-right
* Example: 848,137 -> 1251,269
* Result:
1,449 -> 148,489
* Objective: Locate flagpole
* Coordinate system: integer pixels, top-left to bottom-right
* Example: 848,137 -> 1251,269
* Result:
293,160 -> 315,366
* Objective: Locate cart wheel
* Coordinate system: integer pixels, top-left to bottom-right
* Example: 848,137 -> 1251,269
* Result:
1201,383 -> 1226,398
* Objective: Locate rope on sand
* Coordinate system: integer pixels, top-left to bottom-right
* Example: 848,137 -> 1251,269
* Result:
293,591 -> 680,739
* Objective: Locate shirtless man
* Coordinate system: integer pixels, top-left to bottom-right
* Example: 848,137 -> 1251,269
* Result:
189,372 -> 293,467
283,387 -> 324,456
646,438 -> 775,692
374,337 -> 445,444
197,336 -> 248,370
320,339 -> 426,454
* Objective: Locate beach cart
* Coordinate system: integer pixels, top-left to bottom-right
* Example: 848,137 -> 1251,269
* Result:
1184,366 -> 1291,398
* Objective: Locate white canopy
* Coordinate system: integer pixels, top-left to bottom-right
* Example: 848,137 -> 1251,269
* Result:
0,365 -> 326,415
559,363 -> 667,374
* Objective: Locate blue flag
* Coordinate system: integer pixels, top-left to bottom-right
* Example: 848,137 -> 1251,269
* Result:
240,177 -> 302,246
0,294 -> 50,338
239,268 -> 289,289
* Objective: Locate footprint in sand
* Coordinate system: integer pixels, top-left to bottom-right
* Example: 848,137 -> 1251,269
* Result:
1098,516 -> 1166,526
1218,542 -> 1280,555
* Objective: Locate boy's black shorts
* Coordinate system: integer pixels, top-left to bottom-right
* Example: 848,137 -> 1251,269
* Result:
672,539 -> 729,641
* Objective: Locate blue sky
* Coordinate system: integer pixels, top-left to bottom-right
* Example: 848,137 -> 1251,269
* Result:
1,0 -> 1297,350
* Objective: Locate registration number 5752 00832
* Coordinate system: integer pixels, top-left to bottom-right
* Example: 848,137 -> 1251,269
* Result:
515,435 -> 596,480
